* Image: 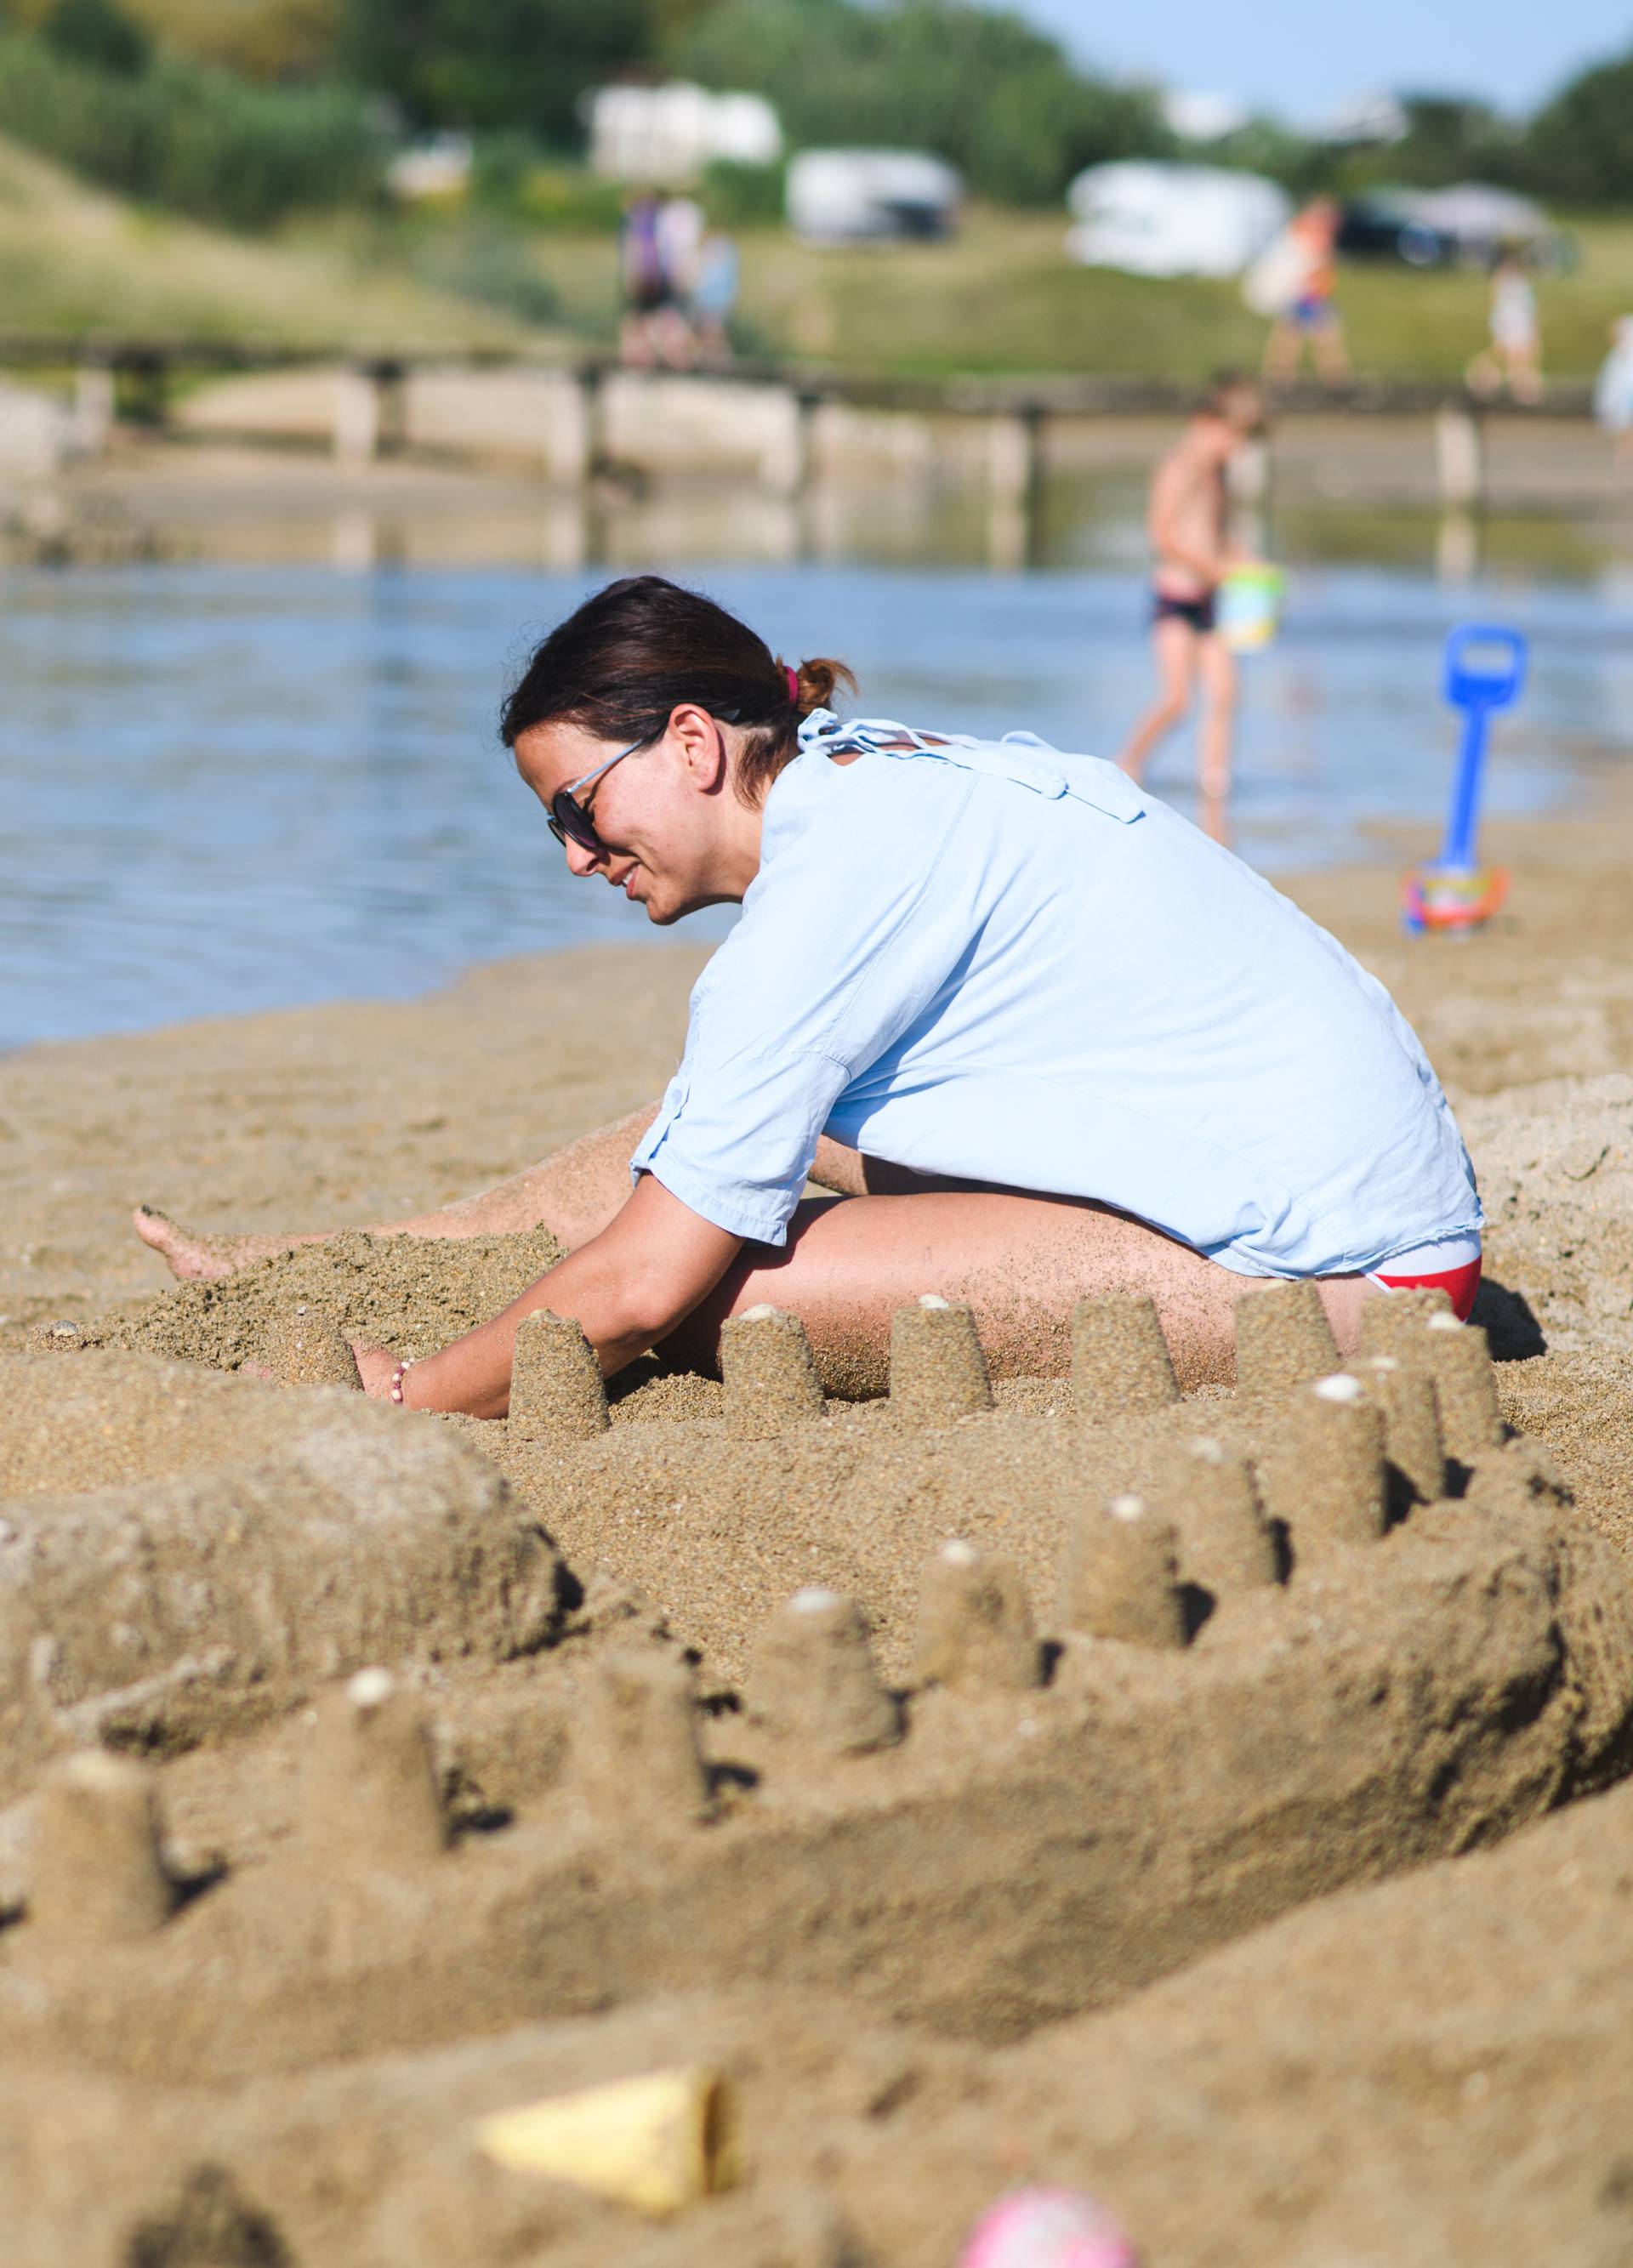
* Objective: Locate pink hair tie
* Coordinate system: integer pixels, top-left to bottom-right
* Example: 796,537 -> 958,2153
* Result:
783,662 -> 799,705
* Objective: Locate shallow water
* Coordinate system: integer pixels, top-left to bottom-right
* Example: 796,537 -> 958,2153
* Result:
3,546 -> 1630,1049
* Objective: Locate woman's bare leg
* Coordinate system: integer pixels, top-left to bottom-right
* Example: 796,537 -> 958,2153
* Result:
134,1106 -> 664,1282
662,1187 -> 1373,1397
133,1110 -> 884,1283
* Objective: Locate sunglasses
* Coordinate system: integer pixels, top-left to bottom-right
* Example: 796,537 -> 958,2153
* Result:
546,736 -> 646,855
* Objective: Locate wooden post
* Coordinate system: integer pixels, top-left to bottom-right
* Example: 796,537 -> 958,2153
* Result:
72,360 -> 116,453
335,358 -> 403,466
120,348 -> 170,431
543,368 -> 593,484
987,403 -> 1044,570
759,385 -> 817,499
987,404 -> 1043,507
1436,401 -> 1485,512
333,362 -> 381,465
1227,432 -> 1271,559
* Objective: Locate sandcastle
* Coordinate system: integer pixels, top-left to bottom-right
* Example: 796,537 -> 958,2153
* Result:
4,1272 -> 1632,2265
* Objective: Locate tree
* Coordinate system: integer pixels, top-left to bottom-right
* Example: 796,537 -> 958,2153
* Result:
339,0 -> 652,139
669,0 -> 1166,205
43,0 -> 151,75
1521,49 -> 1633,203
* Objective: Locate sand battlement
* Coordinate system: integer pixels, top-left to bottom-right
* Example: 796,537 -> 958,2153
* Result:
4,1246 -> 1633,2264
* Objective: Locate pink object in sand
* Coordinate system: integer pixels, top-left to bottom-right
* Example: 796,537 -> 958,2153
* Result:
959,2186 -> 1141,2268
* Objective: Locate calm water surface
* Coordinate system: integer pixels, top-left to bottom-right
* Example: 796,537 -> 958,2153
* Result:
3,550 -> 1630,1049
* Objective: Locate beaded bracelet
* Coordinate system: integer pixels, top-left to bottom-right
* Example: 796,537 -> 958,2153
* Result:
390,1357 -> 414,1407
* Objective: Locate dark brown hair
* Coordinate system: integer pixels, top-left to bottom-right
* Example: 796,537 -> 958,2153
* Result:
499,575 -> 855,808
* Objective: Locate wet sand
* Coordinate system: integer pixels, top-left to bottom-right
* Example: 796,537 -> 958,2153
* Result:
3,777 -> 1633,2262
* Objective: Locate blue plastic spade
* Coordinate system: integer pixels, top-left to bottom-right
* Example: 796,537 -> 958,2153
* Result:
1438,623 -> 1527,868
1402,623 -> 1527,935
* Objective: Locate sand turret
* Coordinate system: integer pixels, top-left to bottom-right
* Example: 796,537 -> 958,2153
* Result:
29,1751 -> 177,1947
1233,1281 -> 1340,1397
577,1647 -> 709,1823
1260,1374 -> 1387,1564
913,1540 -> 1040,1691
508,1310 -> 609,1441
720,1305 -> 825,1439
1351,1353 -> 1446,1514
1357,1283 -> 1455,1356
1421,1315 -> 1504,1464
1070,1293 -> 1179,1421
1058,1494 -> 1187,1650
889,1295 -> 993,1423
745,1589 -> 900,1753
302,1667 -> 448,1873
1158,1435 -> 1278,1596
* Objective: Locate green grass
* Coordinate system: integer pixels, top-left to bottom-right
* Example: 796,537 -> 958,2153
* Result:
0,133 -> 526,347
3,139 -> 1630,384
527,205 -> 1633,382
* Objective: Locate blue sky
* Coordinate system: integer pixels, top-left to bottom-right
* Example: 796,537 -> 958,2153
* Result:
1013,0 -> 1632,124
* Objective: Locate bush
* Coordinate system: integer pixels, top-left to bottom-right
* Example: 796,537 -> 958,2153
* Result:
469,139 -> 625,231
1520,50 -> 1633,204
700,156 -> 784,228
0,31 -> 384,227
43,0 -> 151,77
407,216 -> 560,322
669,0 -> 1168,206
339,0 -> 650,141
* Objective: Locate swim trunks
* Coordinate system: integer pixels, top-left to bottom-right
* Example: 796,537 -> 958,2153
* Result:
1367,1233 -> 1482,1321
1152,589 -> 1216,634
1292,293 -> 1334,331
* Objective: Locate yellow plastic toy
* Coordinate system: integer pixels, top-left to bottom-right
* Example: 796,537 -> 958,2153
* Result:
474,2065 -> 734,2218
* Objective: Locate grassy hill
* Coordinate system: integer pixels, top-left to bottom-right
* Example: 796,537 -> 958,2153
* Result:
1,128 -> 1630,385
543,207 -> 1633,382
0,132 -> 526,346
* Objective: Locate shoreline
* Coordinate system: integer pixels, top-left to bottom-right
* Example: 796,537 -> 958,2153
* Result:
3,748 -> 1625,1070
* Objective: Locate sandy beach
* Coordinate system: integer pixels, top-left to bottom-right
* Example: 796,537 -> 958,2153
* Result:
3,770 -> 1632,2264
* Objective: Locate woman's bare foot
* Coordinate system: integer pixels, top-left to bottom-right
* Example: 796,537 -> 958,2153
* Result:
133,1205 -> 322,1283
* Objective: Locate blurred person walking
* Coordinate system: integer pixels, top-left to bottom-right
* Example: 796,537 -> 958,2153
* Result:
1118,376 -> 1266,826
618,190 -> 669,367
653,192 -> 705,367
690,230 -> 741,364
1594,317 -> 1633,461
1258,200 -> 1349,388
1466,252 -> 1542,404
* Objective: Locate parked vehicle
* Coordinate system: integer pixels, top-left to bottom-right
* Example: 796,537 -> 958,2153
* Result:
787,150 -> 961,245
1066,162 -> 1290,280
1339,184 -> 1565,270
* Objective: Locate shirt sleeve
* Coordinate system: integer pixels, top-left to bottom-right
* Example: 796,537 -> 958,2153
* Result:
629,759 -> 977,1245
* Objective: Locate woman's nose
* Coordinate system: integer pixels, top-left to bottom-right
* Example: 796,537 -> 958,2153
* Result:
564,837 -> 601,879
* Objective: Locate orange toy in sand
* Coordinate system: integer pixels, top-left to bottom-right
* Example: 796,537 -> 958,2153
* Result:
1402,624 -> 1525,935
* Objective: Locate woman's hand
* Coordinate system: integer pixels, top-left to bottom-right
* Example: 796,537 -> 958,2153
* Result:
401,1176 -> 743,1420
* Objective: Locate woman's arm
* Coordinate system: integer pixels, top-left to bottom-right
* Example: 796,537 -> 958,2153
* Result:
358,1174 -> 743,1418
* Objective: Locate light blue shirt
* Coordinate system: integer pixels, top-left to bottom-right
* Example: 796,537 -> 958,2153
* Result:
630,712 -> 1482,1278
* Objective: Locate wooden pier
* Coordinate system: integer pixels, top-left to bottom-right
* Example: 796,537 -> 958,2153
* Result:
0,332 -> 1604,528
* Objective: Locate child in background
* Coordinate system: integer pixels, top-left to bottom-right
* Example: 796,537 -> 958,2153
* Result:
1593,316 -> 1633,460
1260,199 -> 1350,388
1467,251 -> 1542,405
1118,375 -> 1266,822
690,232 -> 741,364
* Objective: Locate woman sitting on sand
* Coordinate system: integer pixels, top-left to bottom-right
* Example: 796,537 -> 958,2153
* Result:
138,575 -> 1482,1414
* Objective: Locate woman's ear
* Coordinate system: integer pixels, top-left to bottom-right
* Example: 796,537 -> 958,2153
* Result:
669,703 -> 728,792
